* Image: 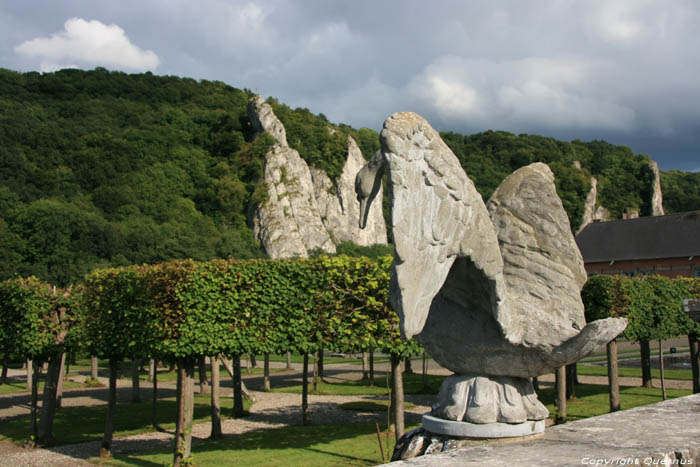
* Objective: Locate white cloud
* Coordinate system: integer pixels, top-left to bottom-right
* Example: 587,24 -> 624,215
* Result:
407,55 -> 636,133
14,17 -> 159,71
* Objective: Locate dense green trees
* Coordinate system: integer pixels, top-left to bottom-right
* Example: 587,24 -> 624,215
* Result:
1,67 -> 698,286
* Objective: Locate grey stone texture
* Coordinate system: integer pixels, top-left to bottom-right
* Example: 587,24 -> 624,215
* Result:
311,136 -> 387,246
390,394 -> 700,466
649,160 -> 665,216
247,95 -> 288,147
356,111 -> 626,429
251,144 -> 336,258
247,96 -> 386,258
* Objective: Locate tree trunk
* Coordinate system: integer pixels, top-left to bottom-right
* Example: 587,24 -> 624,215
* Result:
555,366 -> 567,423
210,357 -> 222,439
183,363 -> 194,462
312,352 -> 319,393
173,363 -> 186,467
199,355 -> 209,394
422,352 -> 429,392
317,349 -> 324,379
607,339 -> 621,412
286,351 -> 293,369
131,359 -> 141,403
302,353 -> 310,425
362,352 -> 369,380
250,354 -> 257,368
0,357 -> 7,384
101,359 -> 118,458
404,355 -> 413,374
263,354 -> 270,392
31,362 -> 40,445
151,361 -> 158,428
26,359 -> 33,390
369,350 -> 375,387
565,363 -> 576,400
640,340 -> 653,388
659,340 -> 667,400
219,355 -> 255,401
38,352 -> 62,445
232,355 -> 244,418
91,356 -> 99,380
56,352 -> 66,409
390,354 -> 405,441
245,354 -> 252,375
147,359 -> 155,383
689,334 -> 699,394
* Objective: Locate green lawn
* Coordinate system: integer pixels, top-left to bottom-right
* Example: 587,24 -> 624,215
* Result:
0,394 -> 252,446
0,378 -> 93,395
100,383 -> 692,466
103,422 -> 417,466
538,383 -> 691,421
576,364 -> 693,381
271,373 -> 444,396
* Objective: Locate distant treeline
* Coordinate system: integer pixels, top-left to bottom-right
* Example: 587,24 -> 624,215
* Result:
0,68 -> 697,286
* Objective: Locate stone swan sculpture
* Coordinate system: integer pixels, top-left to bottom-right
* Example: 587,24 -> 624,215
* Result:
356,112 -> 626,435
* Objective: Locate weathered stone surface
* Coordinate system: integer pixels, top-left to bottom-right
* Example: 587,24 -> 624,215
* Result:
431,374 -> 548,424
577,176 -> 598,233
311,136 -> 387,246
251,144 -> 335,258
390,394 -> 700,465
649,160 -> 665,216
356,112 -> 627,437
362,112 -> 506,340
594,204 -> 611,222
487,163 -> 588,349
247,95 -> 288,147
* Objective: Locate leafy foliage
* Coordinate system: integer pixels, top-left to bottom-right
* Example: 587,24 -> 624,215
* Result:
582,275 -> 700,341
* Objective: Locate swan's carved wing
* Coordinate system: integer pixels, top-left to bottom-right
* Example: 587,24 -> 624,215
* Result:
380,113 -> 504,338
487,163 -> 589,349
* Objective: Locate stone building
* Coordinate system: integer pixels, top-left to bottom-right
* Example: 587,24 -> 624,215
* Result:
575,211 -> 700,278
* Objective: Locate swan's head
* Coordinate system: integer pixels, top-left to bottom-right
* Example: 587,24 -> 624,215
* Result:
355,151 -> 385,229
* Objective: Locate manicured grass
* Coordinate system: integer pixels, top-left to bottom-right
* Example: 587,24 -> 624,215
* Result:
0,378 -> 90,395
0,394 -> 252,446
538,383 -> 691,421
580,346 -> 690,364
271,373 -> 444,396
103,422 -> 420,466
576,364 -> 693,381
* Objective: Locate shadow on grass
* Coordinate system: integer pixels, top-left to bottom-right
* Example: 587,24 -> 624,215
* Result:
112,423 -> 394,466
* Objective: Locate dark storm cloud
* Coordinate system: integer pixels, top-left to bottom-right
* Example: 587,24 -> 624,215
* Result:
2,0 -> 699,170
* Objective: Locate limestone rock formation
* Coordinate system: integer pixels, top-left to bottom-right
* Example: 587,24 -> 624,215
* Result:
247,95 -> 288,147
247,95 -> 386,257
311,137 -> 387,246
649,160 -> 665,216
251,144 -> 335,258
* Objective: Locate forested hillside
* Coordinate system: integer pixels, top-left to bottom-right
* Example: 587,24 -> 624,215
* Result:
0,68 -> 697,286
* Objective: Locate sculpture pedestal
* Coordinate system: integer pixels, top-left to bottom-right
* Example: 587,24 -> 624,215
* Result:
422,414 -> 545,438
391,419 -> 545,461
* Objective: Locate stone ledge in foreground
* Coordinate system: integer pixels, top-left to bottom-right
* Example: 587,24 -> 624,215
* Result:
389,394 -> 700,466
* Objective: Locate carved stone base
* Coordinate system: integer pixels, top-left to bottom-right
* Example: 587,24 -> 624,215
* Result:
432,374 -> 549,424
391,425 -> 544,461
423,414 -> 545,438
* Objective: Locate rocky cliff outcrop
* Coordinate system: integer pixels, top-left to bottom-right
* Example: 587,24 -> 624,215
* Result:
247,95 -> 288,146
311,137 -> 387,246
649,160 -> 665,216
576,177 -> 611,233
251,144 -> 336,258
247,96 -> 387,258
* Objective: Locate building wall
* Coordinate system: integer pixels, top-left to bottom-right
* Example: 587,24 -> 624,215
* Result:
585,256 -> 700,278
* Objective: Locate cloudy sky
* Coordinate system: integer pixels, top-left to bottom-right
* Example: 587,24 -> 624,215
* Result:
2,1 -> 699,171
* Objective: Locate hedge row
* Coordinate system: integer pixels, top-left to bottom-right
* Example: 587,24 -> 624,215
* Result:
582,274 -> 700,341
